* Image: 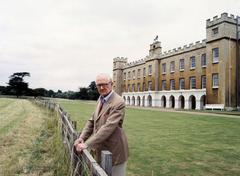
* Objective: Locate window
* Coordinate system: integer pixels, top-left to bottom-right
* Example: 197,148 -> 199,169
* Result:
128,71 -> 131,80
190,76 -> 196,89
212,73 -> 219,88
132,84 -> 135,92
212,48 -> 219,63
179,59 -> 184,71
162,63 -> 166,74
201,53 -> 206,67
123,72 -> 126,80
143,68 -> 146,77
132,70 -> 135,79
170,79 -> 175,90
143,82 -> 146,91
137,83 -> 140,92
137,69 -> 141,78
179,78 -> 185,90
170,61 -> 175,73
127,84 -> 130,92
190,56 -> 196,69
162,80 -> 166,90
148,81 -> 152,91
201,75 -> 206,89
212,27 -> 219,35
148,65 -> 152,75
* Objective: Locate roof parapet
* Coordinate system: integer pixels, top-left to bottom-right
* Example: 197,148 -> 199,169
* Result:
160,39 -> 206,58
206,12 -> 237,27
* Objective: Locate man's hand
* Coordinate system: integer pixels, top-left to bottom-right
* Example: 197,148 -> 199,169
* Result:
74,137 -> 84,147
76,143 -> 88,152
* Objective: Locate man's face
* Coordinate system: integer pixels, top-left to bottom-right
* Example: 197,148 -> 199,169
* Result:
96,76 -> 112,96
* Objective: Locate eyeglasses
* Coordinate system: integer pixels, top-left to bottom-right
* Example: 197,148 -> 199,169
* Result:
96,82 -> 111,88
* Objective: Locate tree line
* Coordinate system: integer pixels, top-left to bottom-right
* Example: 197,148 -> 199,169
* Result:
0,72 -> 99,100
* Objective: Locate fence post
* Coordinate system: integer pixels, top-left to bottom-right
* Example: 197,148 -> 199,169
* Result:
101,151 -> 112,176
72,121 -> 77,130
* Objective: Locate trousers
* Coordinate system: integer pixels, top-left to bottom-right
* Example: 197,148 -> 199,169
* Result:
112,162 -> 127,176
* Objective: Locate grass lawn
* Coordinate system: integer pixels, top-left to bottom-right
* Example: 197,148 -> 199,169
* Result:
56,99 -> 240,176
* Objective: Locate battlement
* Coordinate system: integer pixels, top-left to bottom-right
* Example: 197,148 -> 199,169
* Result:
113,57 -> 128,63
123,56 -> 149,68
206,12 -> 237,27
160,39 -> 206,58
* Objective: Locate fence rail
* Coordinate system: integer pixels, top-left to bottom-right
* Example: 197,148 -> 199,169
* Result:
34,98 -> 112,176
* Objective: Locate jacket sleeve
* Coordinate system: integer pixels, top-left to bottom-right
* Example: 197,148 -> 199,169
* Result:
85,101 -> 125,149
80,112 -> 94,141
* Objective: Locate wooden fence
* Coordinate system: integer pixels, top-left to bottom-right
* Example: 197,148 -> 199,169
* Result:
34,98 -> 112,176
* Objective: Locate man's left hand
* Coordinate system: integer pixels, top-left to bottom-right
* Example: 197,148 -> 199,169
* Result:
76,143 -> 88,152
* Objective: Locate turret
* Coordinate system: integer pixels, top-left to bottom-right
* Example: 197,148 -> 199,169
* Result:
113,57 -> 128,95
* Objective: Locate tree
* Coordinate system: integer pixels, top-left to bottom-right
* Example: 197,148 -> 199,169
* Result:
79,87 -> 89,100
88,81 -> 99,100
7,72 -> 30,97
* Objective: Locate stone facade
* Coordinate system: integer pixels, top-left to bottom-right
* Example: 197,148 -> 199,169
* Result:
113,13 -> 240,110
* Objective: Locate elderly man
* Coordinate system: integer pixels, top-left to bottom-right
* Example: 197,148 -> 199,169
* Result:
74,73 -> 129,176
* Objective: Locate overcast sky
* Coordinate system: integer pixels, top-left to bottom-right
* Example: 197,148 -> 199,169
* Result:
0,0 -> 239,91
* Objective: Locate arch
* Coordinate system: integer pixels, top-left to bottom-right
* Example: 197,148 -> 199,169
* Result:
169,95 -> 175,108
142,96 -> 145,107
127,96 -> 130,105
189,95 -> 196,109
200,95 -> 206,110
178,95 -> 185,109
161,96 -> 166,108
137,96 -> 141,106
132,96 -> 135,106
147,95 -> 152,107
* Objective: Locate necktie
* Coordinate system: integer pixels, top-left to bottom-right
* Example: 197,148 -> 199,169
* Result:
98,98 -> 104,115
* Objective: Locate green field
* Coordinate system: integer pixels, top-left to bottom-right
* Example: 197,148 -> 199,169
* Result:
57,99 -> 240,176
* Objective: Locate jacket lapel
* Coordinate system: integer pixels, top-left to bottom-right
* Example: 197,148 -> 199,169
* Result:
95,92 -> 115,121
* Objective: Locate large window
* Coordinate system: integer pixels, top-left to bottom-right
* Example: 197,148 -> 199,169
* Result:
201,53 -> 206,67
170,61 -> 175,73
190,56 -> 196,69
212,73 -> 219,88
143,68 -> 146,77
132,84 -> 135,92
128,71 -> 131,80
137,69 -> 141,78
162,63 -> 166,74
162,80 -> 166,90
137,83 -> 140,92
148,81 -> 152,91
190,76 -> 196,89
132,70 -> 135,79
143,82 -> 146,91
148,65 -> 152,75
170,79 -> 175,90
179,59 -> 184,71
179,78 -> 185,90
127,84 -> 130,92
212,48 -> 219,63
201,75 -> 206,89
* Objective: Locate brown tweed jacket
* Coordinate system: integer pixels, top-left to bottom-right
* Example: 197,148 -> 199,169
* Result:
81,91 -> 129,165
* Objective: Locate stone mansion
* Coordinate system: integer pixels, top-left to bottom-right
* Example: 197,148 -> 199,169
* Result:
112,13 -> 240,110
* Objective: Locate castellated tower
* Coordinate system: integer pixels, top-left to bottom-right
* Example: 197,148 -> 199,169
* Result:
113,57 -> 128,95
149,40 -> 162,58
206,13 -> 240,109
